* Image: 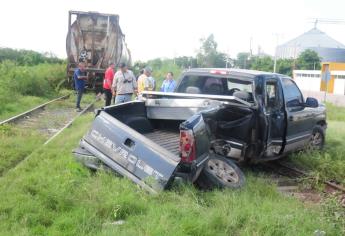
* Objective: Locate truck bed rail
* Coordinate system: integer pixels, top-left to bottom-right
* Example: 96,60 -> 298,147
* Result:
140,91 -> 253,107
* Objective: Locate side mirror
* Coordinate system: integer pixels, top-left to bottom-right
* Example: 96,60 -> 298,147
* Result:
305,97 -> 318,108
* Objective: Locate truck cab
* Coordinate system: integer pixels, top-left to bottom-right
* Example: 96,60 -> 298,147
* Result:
173,68 -> 326,162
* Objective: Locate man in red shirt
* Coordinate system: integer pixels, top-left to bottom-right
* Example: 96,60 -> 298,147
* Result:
103,62 -> 115,106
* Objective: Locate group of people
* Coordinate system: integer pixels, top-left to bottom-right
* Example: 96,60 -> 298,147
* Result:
73,61 -> 177,110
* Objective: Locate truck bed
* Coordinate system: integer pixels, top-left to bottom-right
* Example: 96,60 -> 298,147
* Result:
144,130 -> 180,155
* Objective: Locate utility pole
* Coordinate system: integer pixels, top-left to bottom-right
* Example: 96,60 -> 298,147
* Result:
292,43 -> 299,71
224,56 -> 230,68
273,33 -> 280,73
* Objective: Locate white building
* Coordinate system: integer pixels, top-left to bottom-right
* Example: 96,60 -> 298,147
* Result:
293,70 -> 345,95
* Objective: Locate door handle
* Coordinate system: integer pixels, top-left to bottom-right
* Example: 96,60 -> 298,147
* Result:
124,138 -> 135,148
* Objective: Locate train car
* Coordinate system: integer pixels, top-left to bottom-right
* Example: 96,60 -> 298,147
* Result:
66,10 -> 131,90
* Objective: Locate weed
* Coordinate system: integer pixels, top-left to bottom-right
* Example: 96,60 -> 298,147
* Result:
290,121 -> 345,185
0,115 -> 342,235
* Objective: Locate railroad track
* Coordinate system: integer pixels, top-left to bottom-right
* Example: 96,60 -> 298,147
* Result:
0,94 -> 100,176
0,94 -> 70,125
260,160 -> 345,194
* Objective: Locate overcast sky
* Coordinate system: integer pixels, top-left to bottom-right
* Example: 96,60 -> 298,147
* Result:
1,0 -> 344,61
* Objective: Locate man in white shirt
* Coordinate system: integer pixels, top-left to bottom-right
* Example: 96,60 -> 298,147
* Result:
112,63 -> 137,104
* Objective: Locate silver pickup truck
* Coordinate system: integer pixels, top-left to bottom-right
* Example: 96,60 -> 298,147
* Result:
74,68 -> 326,193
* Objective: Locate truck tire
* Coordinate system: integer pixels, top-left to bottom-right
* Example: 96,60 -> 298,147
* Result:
196,155 -> 245,190
309,125 -> 325,150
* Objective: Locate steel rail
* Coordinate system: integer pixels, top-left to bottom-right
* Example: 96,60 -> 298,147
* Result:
1,97 -> 100,176
0,94 -> 70,125
277,161 -> 345,193
44,97 -> 100,145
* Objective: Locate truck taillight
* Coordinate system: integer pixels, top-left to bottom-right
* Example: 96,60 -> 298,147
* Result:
179,130 -> 196,163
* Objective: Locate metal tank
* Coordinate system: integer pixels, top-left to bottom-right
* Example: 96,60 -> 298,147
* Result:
66,10 -> 131,90
276,28 -> 345,62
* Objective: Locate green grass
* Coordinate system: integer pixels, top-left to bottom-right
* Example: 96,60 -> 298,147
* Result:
0,61 -> 67,121
0,90 -> 98,121
289,103 -> 345,186
0,93 -> 98,178
0,90 -> 71,122
0,95 -> 48,121
0,84 -> 344,235
291,121 -> 345,185
0,125 -> 45,176
0,114 -> 343,235
325,102 -> 345,121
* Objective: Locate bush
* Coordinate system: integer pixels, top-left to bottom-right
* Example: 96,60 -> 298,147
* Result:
151,61 -> 182,90
0,61 -> 66,118
134,59 -> 182,90
0,61 -> 66,97
0,48 -> 64,66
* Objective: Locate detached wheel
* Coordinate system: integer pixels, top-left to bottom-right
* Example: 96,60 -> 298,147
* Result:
196,155 -> 245,190
309,125 -> 325,150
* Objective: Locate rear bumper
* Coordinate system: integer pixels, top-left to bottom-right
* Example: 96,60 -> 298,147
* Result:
78,139 -> 159,194
175,153 -> 210,183
73,146 -> 111,171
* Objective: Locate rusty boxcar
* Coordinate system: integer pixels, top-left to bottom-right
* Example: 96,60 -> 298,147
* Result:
66,10 -> 131,90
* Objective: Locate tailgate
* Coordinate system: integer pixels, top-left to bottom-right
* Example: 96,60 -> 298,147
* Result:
81,111 -> 180,193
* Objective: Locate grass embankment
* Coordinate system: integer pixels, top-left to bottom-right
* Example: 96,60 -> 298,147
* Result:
0,125 -> 45,176
0,62 -> 66,121
291,105 -> 345,185
0,113 -> 343,235
0,94 -> 99,178
0,96 -> 48,121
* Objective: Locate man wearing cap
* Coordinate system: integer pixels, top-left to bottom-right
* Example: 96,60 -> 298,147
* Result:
143,67 -> 156,91
73,62 -> 87,112
112,63 -> 137,104
103,62 -> 115,106
137,67 -> 155,94
137,68 -> 147,94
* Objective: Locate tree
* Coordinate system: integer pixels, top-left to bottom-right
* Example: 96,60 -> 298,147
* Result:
235,52 -> 251,69
0,48 -> 63,65
149,58 -> 163,70
276,59 -> 294,76
250,56 -> 273,72
174,56 -> 197,68
296,49 -> 321,70
196,34 -> 226,68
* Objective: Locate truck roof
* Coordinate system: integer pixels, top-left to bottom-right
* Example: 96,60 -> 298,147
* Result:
183,68 -> 280,79
69,10 -> 119,18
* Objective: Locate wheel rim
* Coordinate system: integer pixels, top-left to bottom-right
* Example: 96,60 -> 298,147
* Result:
311,131 -> 322,147
207,159 -> 239,184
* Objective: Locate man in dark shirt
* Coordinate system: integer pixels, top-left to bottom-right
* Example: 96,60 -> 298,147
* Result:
73,62 -> 87,112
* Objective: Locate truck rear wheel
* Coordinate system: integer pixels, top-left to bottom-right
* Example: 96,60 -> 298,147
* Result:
196,155 -> 245,190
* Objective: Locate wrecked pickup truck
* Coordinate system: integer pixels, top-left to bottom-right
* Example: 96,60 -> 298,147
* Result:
74,68 -> 327,193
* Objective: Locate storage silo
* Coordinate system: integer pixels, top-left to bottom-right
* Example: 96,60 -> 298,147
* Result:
276,27 -> 345,62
